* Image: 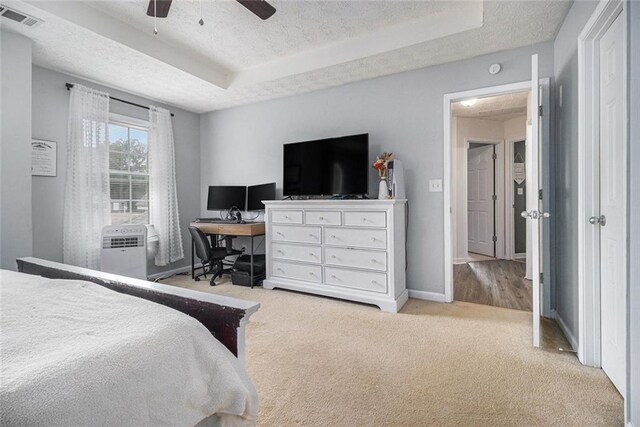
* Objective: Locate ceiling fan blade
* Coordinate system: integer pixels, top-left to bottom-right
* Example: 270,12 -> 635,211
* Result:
146,0 -> 173,18
236,0 -> 276,20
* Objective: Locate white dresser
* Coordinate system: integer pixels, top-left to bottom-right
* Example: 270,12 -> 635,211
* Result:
263,199 -> 407,312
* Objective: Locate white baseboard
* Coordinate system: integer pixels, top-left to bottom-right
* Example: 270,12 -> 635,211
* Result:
513,253 -> 526,259
147,263 -> 200,281
555,312 -> 578,351
408,289 -> 447,303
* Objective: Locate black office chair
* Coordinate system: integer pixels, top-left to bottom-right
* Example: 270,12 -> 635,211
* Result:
188,226 -> 228,286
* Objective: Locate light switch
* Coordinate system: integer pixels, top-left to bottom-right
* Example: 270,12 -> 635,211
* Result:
517,188 -> 524,195
429,179 -> 443,193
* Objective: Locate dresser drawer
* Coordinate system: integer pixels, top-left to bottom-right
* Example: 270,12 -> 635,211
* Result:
271,225 -> 321,244
271,210 -> 303,224
325,247 -> 387,271
324,227 -> 387,249
272,261 -> 322,283
343,211 -> 387,227
325,267 -> 387,293
272,243 -> 321,264
304,210 -> 341,226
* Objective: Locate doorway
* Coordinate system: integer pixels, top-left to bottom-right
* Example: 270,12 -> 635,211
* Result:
577,0 -> 627,399
450,91 -> 531,311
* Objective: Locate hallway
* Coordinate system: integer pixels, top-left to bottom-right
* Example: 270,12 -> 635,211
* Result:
454,260 -> 532,311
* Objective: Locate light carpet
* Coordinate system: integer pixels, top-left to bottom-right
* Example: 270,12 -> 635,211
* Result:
162,275 -> 623,426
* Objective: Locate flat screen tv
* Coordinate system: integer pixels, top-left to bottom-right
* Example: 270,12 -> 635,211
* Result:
283,134 -> 369,196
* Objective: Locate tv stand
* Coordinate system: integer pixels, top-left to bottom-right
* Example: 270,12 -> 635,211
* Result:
263,199 -> 407,312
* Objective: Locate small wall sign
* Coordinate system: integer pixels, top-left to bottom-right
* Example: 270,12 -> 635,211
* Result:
31,139 -> 57,177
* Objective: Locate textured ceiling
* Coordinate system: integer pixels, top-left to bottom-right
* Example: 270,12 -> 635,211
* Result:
4,1 -> 572,113
88,0 -> 459,71
453,91 -> 529,120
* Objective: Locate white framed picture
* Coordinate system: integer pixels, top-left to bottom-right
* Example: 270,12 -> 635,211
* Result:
31,139 -> 57,177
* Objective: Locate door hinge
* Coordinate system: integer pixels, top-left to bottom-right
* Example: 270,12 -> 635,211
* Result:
539,189 -> 543,200
492,194 -> 497,201
492,153 -> 497,160
538,105 -> 543,117
493,235 -> 498,242
540,272 -> 544,283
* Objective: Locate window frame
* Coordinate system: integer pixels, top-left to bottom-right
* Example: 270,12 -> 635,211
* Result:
108,113 -> 151,226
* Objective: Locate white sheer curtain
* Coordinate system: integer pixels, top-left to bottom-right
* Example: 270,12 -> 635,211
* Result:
149,106 -> 184,266
63,84 -> 111,269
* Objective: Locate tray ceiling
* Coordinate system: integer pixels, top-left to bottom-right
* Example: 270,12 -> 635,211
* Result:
4,0 -> 571,113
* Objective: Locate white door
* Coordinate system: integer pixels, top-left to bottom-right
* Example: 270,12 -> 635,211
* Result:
522,54 -> 545,347
598,13 -> 626,396
467,145 -> 495,257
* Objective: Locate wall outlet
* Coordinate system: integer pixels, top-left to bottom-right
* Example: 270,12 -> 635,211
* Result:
429,179 -> 443,193
241,245 -> 246,253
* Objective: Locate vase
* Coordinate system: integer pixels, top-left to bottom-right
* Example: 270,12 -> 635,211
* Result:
378,178 -> 389,200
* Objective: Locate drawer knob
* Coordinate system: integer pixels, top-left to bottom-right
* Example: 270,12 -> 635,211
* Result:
319,216 -> 325,220
362,217 -> 367,222
331,275 -> 337,279
308,234 -> 317,238
276,267 -> 284,272
371,280 -> 378,285
277,249 -> 284,254
371,237 -> 377,241
284,215 -> 290,219
371,259 -> 377,263
309,252 -> 315,257
308,272 -> 315,276
331,235 -> 337,239
277,231 -> 284,236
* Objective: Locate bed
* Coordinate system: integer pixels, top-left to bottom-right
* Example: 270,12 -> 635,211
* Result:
1,257 -> 260,426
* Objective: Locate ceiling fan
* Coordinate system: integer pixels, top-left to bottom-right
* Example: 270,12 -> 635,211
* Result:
146,0 -> 276,21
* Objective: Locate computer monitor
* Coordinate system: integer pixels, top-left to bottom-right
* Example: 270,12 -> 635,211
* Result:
207,186 -> 246,211
247,182 -> 276,211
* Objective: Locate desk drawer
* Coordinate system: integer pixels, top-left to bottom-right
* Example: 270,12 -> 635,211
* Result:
272,243 -> 321,264
271,225 -> 321,244
325,247 -> 387,271
325,267 -> 387,293
343,211 -> 387,227
271,210 -> 303,224
272,260 -> 322,283
324,227 -> 387,249
305,210 -> 341,226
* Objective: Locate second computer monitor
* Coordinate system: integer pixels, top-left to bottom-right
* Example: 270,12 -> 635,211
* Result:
247,182 -> 276,211
207,186 -> 246,211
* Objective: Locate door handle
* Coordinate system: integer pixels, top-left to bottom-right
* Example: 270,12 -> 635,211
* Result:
521,210 -> 551,220
589,215 -> 606,226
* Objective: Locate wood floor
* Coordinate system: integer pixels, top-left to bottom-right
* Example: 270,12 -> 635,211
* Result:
454,259 -> 532,311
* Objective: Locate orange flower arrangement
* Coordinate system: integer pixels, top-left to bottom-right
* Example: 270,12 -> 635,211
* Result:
372,152 -> 395,178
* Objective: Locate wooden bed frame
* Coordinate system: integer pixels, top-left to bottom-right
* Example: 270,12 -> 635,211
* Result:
16,257 -> 260,362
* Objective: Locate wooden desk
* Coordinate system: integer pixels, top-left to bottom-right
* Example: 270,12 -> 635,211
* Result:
190,221 -> 265,237
189,221 -> 265,287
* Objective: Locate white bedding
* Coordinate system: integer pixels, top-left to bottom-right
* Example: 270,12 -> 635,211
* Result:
0,270 -> 258,426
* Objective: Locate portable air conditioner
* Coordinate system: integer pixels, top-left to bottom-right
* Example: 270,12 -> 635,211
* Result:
100,225 -> 148,280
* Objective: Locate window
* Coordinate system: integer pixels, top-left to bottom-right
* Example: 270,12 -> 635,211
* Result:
108,116 -> 149,225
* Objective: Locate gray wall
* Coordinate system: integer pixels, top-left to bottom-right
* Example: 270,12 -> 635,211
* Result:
31,66 -> 201,276
0,31 -> 33,270
200,42 -> 554,295
627,0 -> 639,423
552,0 -> 599,340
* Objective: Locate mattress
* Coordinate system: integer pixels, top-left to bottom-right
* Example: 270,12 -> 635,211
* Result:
0,269 -> 258,426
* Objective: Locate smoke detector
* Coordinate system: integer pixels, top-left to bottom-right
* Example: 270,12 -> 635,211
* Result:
0,4 -> 43,28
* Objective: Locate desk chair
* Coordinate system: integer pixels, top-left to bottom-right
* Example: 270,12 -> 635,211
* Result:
188,226 -> 228,286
